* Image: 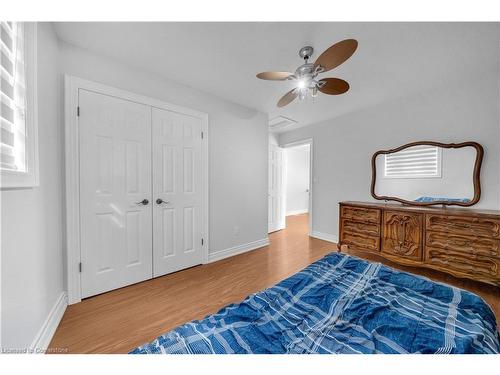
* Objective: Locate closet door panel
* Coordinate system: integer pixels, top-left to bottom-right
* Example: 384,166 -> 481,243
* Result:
79,89 -> 152,298
152,108 -> 203,277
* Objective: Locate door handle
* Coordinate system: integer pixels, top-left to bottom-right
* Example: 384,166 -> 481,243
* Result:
135,199 -> 149,205
156,198 -> 170,205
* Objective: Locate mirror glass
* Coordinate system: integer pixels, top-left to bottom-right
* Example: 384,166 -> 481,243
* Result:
373,144 -> 477,204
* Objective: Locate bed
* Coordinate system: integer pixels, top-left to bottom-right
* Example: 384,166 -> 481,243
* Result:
131,253 -> 500,354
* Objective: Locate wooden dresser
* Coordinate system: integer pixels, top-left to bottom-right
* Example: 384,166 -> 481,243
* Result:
338,201 -> 500,286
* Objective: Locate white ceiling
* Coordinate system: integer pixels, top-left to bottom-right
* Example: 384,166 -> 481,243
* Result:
53,22 -> 499,131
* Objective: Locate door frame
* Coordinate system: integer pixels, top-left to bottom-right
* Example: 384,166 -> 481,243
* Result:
281,138 -> 313,235
64,75 -> 209,304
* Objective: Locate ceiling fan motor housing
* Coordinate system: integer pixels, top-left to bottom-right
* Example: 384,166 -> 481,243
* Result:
295,63 -> 316,77
294,62 -> 324,95
295,47 -> 325,93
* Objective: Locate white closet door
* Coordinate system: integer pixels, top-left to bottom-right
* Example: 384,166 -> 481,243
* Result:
79,89 -> 152,298
268,144 -> 285,233
152,107 -> 203,277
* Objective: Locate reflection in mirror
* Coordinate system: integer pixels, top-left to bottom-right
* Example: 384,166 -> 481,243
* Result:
374,144 -> 477,204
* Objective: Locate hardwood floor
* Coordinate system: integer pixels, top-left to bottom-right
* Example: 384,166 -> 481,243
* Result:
49,213 -> 499,354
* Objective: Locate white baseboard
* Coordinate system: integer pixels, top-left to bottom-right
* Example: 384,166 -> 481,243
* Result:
30,291 -> 67,353
286,209 -> 309,216
310,231 -> 338,244
208,238 -> 270,263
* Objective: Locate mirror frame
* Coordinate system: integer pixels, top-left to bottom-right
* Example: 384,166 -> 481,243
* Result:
370,141 -> 484,207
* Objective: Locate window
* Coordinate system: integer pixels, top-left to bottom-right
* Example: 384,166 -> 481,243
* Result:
384,145 -> 441,179
1,22 -> 38,188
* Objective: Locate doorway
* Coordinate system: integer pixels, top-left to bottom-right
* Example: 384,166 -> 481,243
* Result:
284,141 -> 312,234
268,139 -> 313,235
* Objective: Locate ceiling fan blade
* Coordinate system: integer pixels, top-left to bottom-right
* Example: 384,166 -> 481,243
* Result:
318,78 -> 350,95
314,39 -> 358,72
256,71 -> 293,81
277,88 -> 298,107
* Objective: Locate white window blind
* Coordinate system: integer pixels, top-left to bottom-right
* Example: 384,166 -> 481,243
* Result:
0,21 -> 37,188
1,21 -> 27,172
384,145 -> 441,179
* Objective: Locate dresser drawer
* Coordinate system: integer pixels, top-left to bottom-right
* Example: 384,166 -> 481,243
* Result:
340,231 -> 380,252
426,214 -> 500,239
426,231 -> 500,258
341,206 -> 381,224
342,218 -> 380,237
425,247 -> 500,281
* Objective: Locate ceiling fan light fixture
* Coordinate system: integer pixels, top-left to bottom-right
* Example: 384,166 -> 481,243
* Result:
311,86 -> 319,98
297,79 -> 307,89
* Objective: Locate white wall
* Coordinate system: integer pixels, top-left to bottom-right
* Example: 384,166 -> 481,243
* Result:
1,23 -> 64,349
285,146 -> 310,216
58,41 -> 269,257
279,73 -> 500,240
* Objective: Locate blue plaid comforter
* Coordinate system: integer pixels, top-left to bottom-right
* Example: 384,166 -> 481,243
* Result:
131,253 -> 500,354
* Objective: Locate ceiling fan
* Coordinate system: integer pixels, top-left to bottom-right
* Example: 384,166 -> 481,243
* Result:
256,39 -> 358,107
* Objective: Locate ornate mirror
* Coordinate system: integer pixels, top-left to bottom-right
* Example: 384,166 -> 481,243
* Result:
371,141 -> 483,207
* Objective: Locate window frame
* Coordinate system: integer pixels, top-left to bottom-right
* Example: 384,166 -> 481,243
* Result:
1,22 -> 38,189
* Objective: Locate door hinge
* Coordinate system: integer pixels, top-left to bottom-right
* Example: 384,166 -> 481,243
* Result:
77,106 -> 80,117
201,238 -> 204,246
201,131 -> 204,139
79,262 -> 82,273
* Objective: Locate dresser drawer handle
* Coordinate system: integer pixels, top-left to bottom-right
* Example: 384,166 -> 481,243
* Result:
445,239 -> 472,247
355,224 -> 371,230
447,222 -> 472,229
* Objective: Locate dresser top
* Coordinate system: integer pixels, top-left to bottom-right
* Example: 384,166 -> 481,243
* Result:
340,201 -> 500,218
